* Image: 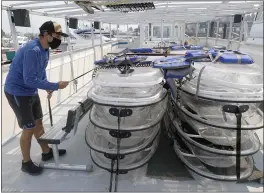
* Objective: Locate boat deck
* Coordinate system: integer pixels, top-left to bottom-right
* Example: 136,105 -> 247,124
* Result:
2,79 -> 263,192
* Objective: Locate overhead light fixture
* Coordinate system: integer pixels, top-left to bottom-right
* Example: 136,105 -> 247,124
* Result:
75,1 -> 104,14
246,1 -> 263,2
254,4 -> 260,7
188,7 -> 207,9
228,1 -> 246,3
167,5 -> 182,8
154,3 -> 167,6
167,1 -> 222,5
105,2 -> 155,13
156,6 -> 166,8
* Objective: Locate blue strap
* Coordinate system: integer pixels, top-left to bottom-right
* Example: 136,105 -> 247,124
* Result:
165,67 -> 193,79
152,56 -> 190,69
94,56 -> 148,65
129,48 -> 153,53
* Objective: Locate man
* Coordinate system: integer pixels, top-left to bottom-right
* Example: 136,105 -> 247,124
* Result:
4,21 -> 70,176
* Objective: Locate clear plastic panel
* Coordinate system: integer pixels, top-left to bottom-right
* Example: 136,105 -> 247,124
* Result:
166,109 -> 260,168
89,67 -> 166,106
173,140 -> 254,181
181,61 -> 263,101
86,120 -> 160,154
92,67 -> 164,87
180,111 -> 255,146
181,129 -> 259,168
91,133 -> 160,171
88,84 -> 167,106
90,97 -> 167,130
180,92 -> 263,128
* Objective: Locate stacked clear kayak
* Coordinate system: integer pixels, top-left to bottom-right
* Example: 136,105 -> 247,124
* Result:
161,49 -> 263,184
87,63 -> 167,173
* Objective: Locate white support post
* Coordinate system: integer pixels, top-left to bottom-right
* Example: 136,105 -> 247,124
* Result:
7,9 -> 18,50
100,21 -> 103,58
91,21 -> 96,61
109,23 -> 113,51
150,23 -> 153,41
65,17 -> 76,94
237,15 -> 244,51
195,22 -> 199,45
179,25 -> 182,44
109,23 -> 112,41
91,21 -> 95,47
195,22 -> 199,38
171,21 -> 174,42
227,17 -> 233,49
127,24 -> 129,40
173,21 -> 176,42
215,21 -> 219,46
161,19 -> 164,42
243,21 -> 249,41
82,54 -> 86,87
181,22 -> 186,45
117,24 -> 119,41
206,21 -> 210,47
139,22 -> 144,47
56,56 -> 64,104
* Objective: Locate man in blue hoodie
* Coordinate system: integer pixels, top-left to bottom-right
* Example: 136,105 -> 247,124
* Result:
4,21 -> 70,175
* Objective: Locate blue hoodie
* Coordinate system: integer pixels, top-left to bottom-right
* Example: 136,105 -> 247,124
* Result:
4,38 -> 59,96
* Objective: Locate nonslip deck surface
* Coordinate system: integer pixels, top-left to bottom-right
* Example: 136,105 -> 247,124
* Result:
2,117 -> 263,192
2,118 -> 263,191
146,123 -> 193,180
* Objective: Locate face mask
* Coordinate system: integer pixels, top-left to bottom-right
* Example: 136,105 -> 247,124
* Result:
48,36 -> 61,49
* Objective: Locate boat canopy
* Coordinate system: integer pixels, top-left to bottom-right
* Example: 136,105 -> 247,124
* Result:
2,1 -> 263,24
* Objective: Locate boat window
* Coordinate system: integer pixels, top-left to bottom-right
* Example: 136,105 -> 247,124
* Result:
153,26 -> 161,38
197,22 -> 207,37
163,26 -> 171,38
144,26 -> 149,40
185,23 -> 196,37
103,34 -> 115,38
174,25 -> 178,37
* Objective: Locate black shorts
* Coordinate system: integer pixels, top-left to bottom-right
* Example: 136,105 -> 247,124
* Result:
5,91 -> 43,129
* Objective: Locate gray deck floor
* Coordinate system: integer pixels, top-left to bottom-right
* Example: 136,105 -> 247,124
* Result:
2,76 -> 264,192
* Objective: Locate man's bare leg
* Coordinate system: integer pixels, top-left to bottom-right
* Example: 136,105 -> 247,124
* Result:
33,119 -> 50,153
20,129 -> 34,162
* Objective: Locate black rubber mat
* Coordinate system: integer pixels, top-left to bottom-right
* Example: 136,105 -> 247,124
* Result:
146,124 -> 193,180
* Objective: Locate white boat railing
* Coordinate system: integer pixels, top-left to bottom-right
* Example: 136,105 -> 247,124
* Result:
1,41 -> 118,145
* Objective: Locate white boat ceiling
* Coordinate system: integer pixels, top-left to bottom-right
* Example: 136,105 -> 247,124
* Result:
2,1 -> 263,24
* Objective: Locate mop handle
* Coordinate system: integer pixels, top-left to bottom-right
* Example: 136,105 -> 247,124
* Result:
48,98 -> 53,127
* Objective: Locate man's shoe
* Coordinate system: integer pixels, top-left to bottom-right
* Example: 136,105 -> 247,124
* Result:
21,160 -> 43,176
41,148 -> 66,161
